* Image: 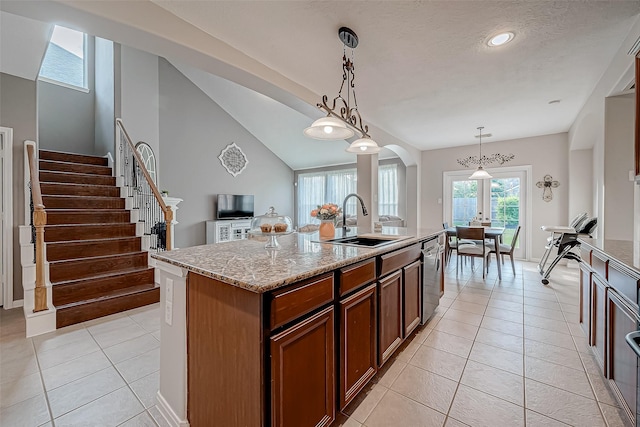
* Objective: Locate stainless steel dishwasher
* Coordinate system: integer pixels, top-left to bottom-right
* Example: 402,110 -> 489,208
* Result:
421,236 -> 442,324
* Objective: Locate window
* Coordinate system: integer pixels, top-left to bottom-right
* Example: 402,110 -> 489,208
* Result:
296,164 -> 399,225
39,25 -> 86,90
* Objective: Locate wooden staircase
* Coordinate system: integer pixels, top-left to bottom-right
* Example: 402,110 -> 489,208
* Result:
39,149 -> 159,328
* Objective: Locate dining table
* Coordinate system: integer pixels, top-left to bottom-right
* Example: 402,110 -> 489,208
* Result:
444,226 -> 506,280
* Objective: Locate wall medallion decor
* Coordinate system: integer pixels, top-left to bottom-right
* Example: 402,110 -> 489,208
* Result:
219,142 -> 248,177
536,174 -> 559,202
456,152 -> 515,168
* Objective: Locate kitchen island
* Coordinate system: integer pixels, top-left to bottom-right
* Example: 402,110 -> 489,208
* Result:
151,227 -> 443,427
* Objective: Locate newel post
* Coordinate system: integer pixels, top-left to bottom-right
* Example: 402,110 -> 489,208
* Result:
165,207 -> 174,251
33,207 -> 48,312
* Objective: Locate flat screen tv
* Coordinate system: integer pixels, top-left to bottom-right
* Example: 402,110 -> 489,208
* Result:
217,194 -> 254,219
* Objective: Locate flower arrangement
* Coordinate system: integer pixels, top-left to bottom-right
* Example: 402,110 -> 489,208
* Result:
311,203 -> 342,221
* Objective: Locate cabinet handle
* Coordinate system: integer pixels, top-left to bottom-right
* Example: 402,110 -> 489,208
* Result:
625,331 -> 640,358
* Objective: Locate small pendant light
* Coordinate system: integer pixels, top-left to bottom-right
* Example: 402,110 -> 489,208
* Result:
469,126 -> 493,179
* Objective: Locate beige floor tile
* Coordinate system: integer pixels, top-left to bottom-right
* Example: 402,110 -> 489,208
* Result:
343,383 -> 388,423
433,318 -> 479,341
48,366 -> 125,418
492,287 -> 524,296
82,312 -> 129,330
599,402 -> 633,427
560,303 -> 580,315
36,335 -> 101,370
524,297 -> 562,311
449,384 -> 524,427
524,325 -> 577,351
525,379 -> 605,427
439,297 -> 455,308
523,305 -> 566,321
455,293 -> 489,306
130,371 -> 159,409
32,325 -> 89,354
409,345 -> 467,381
103,333 -> 160,365
581,357 -> 620,407
0,371 -> 43,408
469,342 -> 523,375
480,316 -> 523,337
490,292 -> 523,303
487,298 -> 523,313
0,354 -> 39,384
483,306 -> 523,324
567,322 -> 587,337
376,358 -> 406,388
460,360 -> 524,406
423,330 -> 474,358
459,287 -> 492,297
129,308 -> 161,333
411,325 -> 434,345
0,392 -> 51,426
524,289 -> 558,301
474,327 -> 523,354
525,409 -> 571,426
55,386 -> 144,426
151,331 -> 161,341
524,340 -> 583,371
449,300 -> 486,315
41,350 -> 111,391
147,405 -> 171,427
524,356 -> 593,399
395,339 -> 422,363
89,317 -> 148,349
442,308 -> 483,327
524,314 -> 571,335
118,410 -> 157,427
390,364 -> 457,413
364,389 -> 446,427
115,347 -> 160,384
0,335 -> 35,365
444,417 -> 471,427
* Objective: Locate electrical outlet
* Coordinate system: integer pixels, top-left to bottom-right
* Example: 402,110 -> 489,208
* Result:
165,301 -> 173,326
165,278 -> 173,303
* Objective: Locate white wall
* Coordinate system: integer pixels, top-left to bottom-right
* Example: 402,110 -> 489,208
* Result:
120,46 -> 160,185
158,59 -> 294,248
94,37 -> 115,156
421,133 -> 569,260
568,148 -> 593,222
604,94 -> 635,241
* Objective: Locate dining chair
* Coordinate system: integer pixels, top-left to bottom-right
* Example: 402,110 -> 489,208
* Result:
443,222 -> 476,264
455,226 -> 491,279
487,225 -> 521,275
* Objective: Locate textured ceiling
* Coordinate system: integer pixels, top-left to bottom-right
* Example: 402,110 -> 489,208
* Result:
152,0 -> 640,150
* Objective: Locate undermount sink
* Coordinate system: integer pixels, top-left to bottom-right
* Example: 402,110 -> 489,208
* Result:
322,234 -> 411,248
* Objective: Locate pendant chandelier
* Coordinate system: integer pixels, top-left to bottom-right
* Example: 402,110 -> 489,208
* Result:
468,126 -> 493,180
303,27 -> 381,155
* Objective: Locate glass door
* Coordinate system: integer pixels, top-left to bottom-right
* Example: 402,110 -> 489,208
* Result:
444,167 -> 527,259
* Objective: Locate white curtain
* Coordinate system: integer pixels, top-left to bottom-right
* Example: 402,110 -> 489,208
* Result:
378,164 -> 398,216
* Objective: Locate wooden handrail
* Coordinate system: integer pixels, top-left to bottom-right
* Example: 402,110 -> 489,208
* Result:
116,118 -> 173,250
25,143 -> 48,312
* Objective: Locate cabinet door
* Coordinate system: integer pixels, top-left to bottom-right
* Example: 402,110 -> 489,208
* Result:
339,284 -> 377,409
378,270 -> 403,367
579,264 -> 591,338
591,275 -> 608,372
403,260 -> 422,337
607,291 -> 638,424
270,306 -> 335,427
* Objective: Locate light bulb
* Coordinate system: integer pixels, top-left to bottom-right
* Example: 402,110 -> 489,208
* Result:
360,146 -> 366,151
323,126 -> 333,134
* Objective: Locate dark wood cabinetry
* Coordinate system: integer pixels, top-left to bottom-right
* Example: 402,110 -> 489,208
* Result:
378,270 -> 403,366
403,260 -> 422,337
607,291 -> 639,425
270,306 -> 335,427
580,263 -> 591,337
591,275 -> 608,371
339,283 -> 377,409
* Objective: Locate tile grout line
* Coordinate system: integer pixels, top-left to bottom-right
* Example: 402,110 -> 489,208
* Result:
29,336 -> 56,427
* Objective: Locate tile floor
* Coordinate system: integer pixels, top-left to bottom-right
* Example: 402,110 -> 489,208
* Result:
0,258 -> 634,426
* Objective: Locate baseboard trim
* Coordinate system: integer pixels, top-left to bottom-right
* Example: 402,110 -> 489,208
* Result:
24,305 -> 56,337
156,391 -> 189,427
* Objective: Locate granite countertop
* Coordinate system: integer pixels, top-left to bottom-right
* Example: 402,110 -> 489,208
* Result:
151,227 -> 443,293
578,238 -> 640,275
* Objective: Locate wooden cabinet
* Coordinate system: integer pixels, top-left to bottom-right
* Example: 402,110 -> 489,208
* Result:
403,260 -> 422,337
579,263 -> 592,338
591,275 -> 608,371
339,283 -> 377,409
270,306 -> 335,427
378,270 -> 403,366
607,291 -> 639,425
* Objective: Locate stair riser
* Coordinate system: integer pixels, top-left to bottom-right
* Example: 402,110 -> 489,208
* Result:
40,160 -> 112,176
40,171 -> 116,186
41,183 -> 120,198
40,150 -> 108,166
47,238 -> 141,261
49,253 -> 148,283
47,211 -> 130,225
43,196 -> 125,210
45,224 -> 136,242
56,287 -> 159,328
52,268 -> 154,306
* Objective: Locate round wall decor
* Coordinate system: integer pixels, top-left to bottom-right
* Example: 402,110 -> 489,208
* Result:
219,142 -> 248,177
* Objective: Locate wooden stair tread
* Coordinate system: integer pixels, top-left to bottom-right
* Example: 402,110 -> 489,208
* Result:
40,160 -> 112,176
50,266 -> 154,287
47,236 -> 138,246
40,181 -> 116,189
49,250 -> 148,266
46,236 -> 141,262
39,170 -> 116,186
56,283 -> 158,309
39,149 -> 108,166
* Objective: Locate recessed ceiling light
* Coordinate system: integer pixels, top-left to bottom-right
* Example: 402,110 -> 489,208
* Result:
488,32 -> 515,47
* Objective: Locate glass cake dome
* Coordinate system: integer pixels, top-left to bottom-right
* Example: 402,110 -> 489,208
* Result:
250,207 -> 293,248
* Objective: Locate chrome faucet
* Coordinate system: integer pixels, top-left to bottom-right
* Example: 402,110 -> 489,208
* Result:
342,193 -> 368,234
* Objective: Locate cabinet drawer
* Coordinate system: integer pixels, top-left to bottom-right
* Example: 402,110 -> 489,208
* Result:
580,247 -> 591,265
379,244 -> 421,278
270,274 -> 334,329
592,252 -> 608,280
609,262 -> 640,308
339,259 -> 376,296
